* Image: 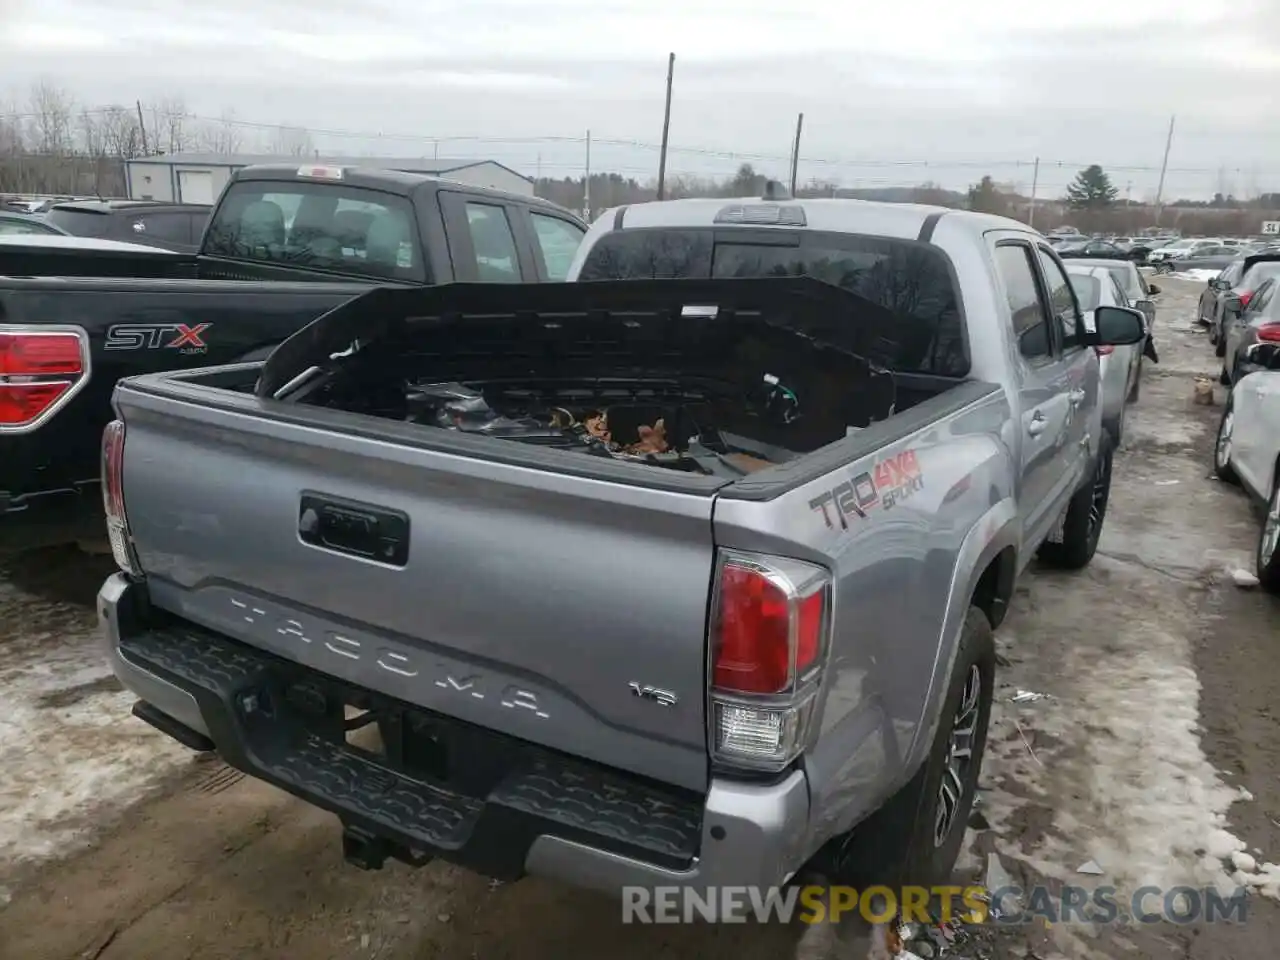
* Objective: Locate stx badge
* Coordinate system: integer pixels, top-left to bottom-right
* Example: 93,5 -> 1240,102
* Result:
104,322 -> 211,354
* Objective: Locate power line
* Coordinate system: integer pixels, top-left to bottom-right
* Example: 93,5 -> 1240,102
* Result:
1,104 -> 1272,180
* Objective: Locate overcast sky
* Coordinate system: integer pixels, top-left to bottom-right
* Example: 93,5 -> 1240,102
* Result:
2,0 -> 1277,199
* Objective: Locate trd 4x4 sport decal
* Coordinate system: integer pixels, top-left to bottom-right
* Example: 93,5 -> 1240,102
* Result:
810,448 -> 925,530
104,323 -> 211,354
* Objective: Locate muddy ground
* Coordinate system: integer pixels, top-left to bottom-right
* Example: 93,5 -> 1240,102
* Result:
1,277 -> 1278,960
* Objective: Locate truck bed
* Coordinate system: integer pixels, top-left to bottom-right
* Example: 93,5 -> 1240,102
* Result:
110,278 -> 978,794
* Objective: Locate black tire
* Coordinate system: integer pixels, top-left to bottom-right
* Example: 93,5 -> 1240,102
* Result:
1213,394 -> 1240,485
1220,364 -> 1232,386
1208,321 -> 1219,345
1039,433 -> 1114,570
1215,335 -> 1226,358
811,606 -> 995,889
1258,476 -> 1280,595
1127,366 -> 1141,403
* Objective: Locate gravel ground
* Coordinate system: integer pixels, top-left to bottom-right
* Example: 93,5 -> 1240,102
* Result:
1,276 -> 1278,960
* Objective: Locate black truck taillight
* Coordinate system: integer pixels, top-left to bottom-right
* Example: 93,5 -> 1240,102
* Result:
0,326 -> 90,433
708,549 -> 831,772
102,419 -> 141,576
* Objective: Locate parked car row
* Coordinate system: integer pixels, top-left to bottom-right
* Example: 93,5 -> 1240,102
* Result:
1062,258 -> 1160,443
0,198 -> 213,252
1184,252 -> 1280,592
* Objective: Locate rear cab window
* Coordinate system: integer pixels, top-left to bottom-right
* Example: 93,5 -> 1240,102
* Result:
530,212 -> 586,281
202,179 -> 425,282
45,208 -> 113,238
578,228 -> 968,376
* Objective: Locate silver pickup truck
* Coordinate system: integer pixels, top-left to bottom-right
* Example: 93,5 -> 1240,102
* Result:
99,196 -> 1144,896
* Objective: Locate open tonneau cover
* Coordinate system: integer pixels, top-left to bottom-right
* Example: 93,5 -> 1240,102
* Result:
256,276 -> 906,401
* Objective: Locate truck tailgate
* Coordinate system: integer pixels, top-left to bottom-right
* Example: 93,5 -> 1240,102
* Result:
117,384 -> 715,792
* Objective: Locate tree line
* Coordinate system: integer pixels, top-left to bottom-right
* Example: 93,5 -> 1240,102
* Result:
0,81 -> 315,195
4,81 -> 1275,238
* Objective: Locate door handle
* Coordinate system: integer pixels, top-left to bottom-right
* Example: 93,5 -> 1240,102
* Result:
1027,411 -> 1047,437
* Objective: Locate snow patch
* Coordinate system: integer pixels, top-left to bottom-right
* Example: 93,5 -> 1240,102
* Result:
0,595 -> 192,882
1171,268 -> 1223,283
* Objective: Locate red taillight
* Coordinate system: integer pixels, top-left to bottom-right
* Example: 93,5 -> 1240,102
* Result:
0,383 -> 72,424
1240,290 -> 1254,308
102,419 -> 126,521
102,419 -> 140,576
0,328 -> 88,430
0,331 -> 83,376
712,554 -> 829,695
1257,323 -> 1280,343
1095,345 -> 1115,357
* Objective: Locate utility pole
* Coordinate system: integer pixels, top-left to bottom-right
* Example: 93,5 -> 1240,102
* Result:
135,100 -> 149,155
656,52 -> 675,200
788,113 -> 804,195
583,129 -> 591,220
1154,114 -> 1175,225
1028,156 -> 1040,228
536,152 -> 542,181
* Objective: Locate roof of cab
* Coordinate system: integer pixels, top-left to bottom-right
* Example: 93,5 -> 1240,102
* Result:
228,163 -> 583,220
601,195 -> 1033,242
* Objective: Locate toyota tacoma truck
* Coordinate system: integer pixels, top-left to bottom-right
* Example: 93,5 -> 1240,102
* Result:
100,196 -> 1144,896
1,164 -> 586,552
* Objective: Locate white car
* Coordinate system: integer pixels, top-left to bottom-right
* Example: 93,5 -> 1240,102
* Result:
1213,342 -> 1280,591
1147,238 -> 1223,264
1066,263 -> 1147,441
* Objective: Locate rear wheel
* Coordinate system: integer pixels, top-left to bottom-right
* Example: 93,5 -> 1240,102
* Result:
1259,477 -> 1280,595
1214,395 -> 1239,485
811,606 -> 995,889
1039,433 -> 1114,570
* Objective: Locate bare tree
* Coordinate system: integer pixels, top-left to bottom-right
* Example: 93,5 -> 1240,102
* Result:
0,99 -> 24,155
200,111 -> 243,155
29,79 -> 74,155
268,124 -> 314,157
150,97 -> 189,154
99,105 -> 144,159
79,107 -> 106,157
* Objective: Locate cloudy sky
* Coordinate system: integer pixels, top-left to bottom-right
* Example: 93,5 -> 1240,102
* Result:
2,0 -> 1277,199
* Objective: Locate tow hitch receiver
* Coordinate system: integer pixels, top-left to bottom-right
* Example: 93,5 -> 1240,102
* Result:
341,823 -> 434,871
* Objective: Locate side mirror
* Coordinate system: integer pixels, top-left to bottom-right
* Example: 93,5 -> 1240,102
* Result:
1136,299 -> 1156,324
1146,283 -> 1161,296
1244,342 -> 1280,370
1224,294 -> 1244,314
1093,305 -> 1146,346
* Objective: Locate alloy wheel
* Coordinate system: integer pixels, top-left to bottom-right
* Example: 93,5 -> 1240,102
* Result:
1261,484 -> 1280,570
934,665 -> 980,847
1216,409 -> 1234,472
1087,446 -> 1112,537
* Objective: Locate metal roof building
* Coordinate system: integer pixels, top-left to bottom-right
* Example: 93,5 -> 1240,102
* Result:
124,153 -> 534,204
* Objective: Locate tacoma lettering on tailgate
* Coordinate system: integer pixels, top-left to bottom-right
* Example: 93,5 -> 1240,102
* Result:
227,596 -> 550,721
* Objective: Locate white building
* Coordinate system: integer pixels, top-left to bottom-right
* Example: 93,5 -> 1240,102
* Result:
124,154 -> 534,204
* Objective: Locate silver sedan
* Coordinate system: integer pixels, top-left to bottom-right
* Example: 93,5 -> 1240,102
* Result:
1065,263 -> 1147,442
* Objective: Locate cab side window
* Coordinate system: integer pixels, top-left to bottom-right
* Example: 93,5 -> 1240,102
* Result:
1037,247 -> 1084,351
994,244 -> 1051,361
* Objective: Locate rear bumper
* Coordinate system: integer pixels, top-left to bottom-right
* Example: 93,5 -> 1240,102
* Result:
99,574 -> 811,894
0,483 -> 104,554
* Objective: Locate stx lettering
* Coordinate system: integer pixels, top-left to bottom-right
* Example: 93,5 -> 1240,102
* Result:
104,322 -> 210,352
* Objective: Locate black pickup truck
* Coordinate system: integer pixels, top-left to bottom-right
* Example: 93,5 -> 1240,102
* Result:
0,164 -> 588,551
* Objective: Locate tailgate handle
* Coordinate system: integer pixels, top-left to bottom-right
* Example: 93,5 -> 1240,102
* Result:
298,493 -> 410,567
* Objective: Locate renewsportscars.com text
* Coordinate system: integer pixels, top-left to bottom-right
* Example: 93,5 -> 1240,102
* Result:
621,885 -> 1249,925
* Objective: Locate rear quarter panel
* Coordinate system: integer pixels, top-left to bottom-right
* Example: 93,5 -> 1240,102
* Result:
712,386 -> 1016,849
